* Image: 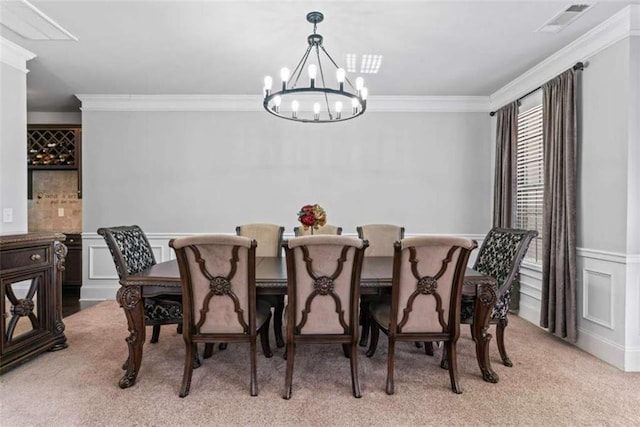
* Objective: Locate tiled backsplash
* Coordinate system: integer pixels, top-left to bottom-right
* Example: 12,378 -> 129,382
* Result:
28,170 -> 82,233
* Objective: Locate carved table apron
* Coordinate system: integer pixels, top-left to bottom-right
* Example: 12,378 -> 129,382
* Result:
118,256 -> 498,388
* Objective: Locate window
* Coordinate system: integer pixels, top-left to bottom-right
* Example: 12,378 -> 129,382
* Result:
515,103 -> 544,263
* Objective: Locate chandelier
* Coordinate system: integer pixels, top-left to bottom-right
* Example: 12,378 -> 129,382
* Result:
262,11 -> 368,123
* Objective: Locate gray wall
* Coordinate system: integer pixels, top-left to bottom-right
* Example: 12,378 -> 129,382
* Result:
0,62 -> 28,233
82,110 -> 492,235
579,38 -> 630,253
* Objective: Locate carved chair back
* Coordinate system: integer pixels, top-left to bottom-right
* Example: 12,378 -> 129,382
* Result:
170,235 -> 257,337
388,236 -> 477,337
97,225 -> 156,280
284,235 -> 367,335
236,224 -> 285,258
472,227 -> 538,320
294,224 -> 343,236
357,224 -> 405,257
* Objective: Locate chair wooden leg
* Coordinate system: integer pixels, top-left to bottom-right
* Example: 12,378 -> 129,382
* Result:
250,337 -> 258,396
497,317 -> 513,367
366,321 -> 380,358
350,341 -> 362,398
359,298 -> 370,347
203,343 -> 214,359
150,325 -> 160,343
385,336 -> 396,395
446,341 -> 462,394
274,297 -> 285,348
469,323 -> 476,341
283,343 -> 295,400
440,345 -> 448,370
177,323 -> 183,334
423,342 -> 434,356
179,342 -> 196,398
342,343 -> 351,358
259,316 -> 273,358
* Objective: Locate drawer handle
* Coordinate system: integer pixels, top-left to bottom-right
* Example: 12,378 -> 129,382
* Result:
68,239 -> 74,242
30,253 -> 42,261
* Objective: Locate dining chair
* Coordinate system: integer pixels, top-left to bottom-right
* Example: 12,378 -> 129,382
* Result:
169,235 -> 272,397
98,225 -> 182,345
366,236 -> 477,394
283,235 -> 368,399
293,224 -> 343,236
356,224 -> 405,347
460,227 -> 537,367
236,223 -> 286,348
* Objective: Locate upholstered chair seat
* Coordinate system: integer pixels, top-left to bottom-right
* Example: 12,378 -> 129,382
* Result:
98,225 -> 183,345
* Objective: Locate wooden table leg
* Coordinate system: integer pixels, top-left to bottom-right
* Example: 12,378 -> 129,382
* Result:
473,282 -> 499,383
116,286 -> 145,389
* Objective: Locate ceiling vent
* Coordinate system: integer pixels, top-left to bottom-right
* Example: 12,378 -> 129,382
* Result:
536,3 -> 593,33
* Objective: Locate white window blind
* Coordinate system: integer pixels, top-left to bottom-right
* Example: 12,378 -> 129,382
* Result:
515,103 -> 543,263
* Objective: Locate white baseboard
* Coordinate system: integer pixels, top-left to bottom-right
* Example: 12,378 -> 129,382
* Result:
80,284 -> 118,301
576,326 -> 628,371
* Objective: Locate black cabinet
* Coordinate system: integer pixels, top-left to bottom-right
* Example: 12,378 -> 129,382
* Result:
62,234 -> 82,289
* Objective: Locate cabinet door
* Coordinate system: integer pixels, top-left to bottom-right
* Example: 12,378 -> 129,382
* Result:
62,247 -> 82,287
1,271 -> 51,351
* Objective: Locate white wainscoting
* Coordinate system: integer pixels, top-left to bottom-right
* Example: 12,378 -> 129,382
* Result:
517,247 -> 640,372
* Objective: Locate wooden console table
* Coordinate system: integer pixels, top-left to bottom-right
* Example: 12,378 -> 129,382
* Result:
0,232 -> 68,374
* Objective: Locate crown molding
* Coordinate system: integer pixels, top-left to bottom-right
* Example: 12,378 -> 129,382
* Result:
0,36 -> 36,73
490,5 -> 640,110
76,94 -> 490,113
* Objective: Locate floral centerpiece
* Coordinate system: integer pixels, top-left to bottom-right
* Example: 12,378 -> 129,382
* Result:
297,204 -> 327,234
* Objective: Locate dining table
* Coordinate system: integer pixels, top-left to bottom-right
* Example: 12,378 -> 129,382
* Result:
116,256 -> 499,389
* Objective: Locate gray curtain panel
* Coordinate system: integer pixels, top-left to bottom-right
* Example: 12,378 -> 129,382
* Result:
493,101 -> 520,310
540,68 -> 578,343
493,101 -> 518,228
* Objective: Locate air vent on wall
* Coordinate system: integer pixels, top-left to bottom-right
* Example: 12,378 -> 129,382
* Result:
536,3 -> 593,33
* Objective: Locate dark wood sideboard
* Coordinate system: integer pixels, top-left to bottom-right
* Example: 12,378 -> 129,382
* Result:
0,232 -> 68,374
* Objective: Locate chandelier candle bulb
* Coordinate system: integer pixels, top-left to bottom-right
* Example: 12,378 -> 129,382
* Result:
313,102 -> 320,120
308,64 -> 317,88
264,76 -> 273,95
280,67 -> 290,90
352,98 -> 359,114
336,68 -> 345,91
361,87 -> 368,101
262,11 -> 368,123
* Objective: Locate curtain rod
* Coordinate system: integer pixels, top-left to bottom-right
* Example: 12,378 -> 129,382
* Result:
489,61 -> 584,116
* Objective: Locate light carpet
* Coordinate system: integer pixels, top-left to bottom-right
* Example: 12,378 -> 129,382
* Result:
1,301 -> 638,426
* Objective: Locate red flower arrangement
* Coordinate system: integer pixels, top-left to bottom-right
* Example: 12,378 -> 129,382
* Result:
297,204 -> 327,232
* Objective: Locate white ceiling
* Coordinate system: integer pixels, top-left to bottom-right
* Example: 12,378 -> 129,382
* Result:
1,0 -> 637,112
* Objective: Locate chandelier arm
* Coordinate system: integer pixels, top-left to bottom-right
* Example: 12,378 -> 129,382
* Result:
290,45 -> 313,90
315,45 -> 333,119
320,46 -> 356,90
